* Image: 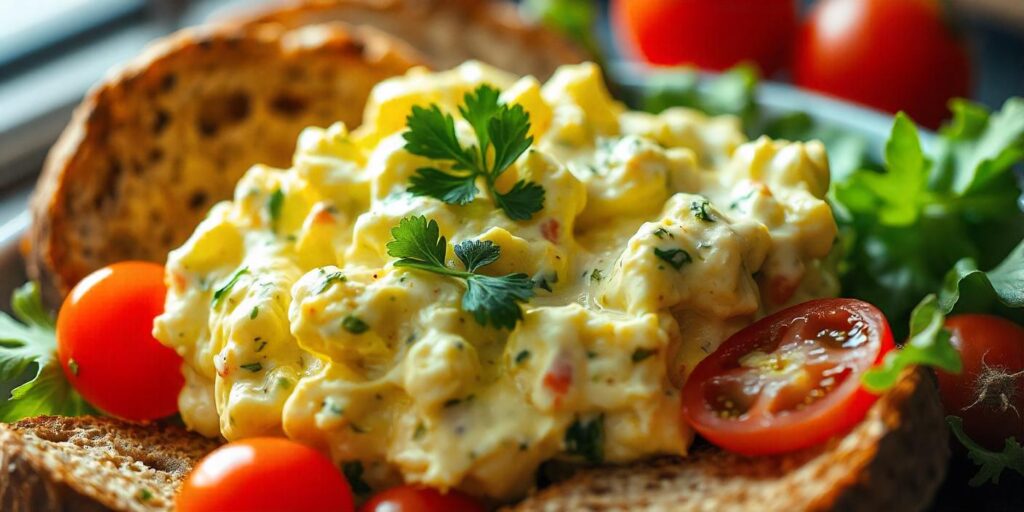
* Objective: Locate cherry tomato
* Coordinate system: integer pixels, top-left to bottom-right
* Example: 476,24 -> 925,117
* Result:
177,438 -> 354,512
612,0 -> 797,75
56,261 -> 182,420
360,485 -> 484,512
794,0 -> 971,128
935,315 -> 1024,450
682,298 -> 895,456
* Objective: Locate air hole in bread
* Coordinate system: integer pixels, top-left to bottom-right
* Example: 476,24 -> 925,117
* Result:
270,93 -> 309,117
188,191 -> 208,210
149,147 -> 164,164
152,110 -> 170,134
160,73 -> 177,92
197,92 -> 251,137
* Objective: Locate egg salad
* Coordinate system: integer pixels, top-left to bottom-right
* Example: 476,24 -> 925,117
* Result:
154,61 -> 838,499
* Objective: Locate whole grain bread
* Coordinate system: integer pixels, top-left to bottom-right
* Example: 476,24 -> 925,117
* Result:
27,22 -> 422,298
229,0 -> 586,78
0,415 -> 220,512
508,368 -> 948,512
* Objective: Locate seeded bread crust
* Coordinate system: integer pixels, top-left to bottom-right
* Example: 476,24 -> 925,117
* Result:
507,368 -> 948,512
230,0 -> 587,78
0,415 -> 220,512
27,22 -> 422,299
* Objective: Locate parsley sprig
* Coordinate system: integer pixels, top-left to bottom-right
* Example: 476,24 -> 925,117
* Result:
403,85 -> 545,220
386,216 -> 535,329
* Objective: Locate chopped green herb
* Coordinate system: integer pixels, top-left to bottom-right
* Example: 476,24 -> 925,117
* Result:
68,358 -> 79,376
565,415 -> 604,464
267,188 -> 285,230
212,267 -> 249,307
277,377 -> 292,391
515,350 -> 531,364
654,248 -> 692,270
590,269 -> 604,282
240,362 -> 263,373
652,227 -> 672,239
342,461 -> 372,495
690,199 -> 715,222
318,271 -> 348,294
342,315 -> 369,334
136,488 -> 153,502
443,398 -> 462,408
249,306 -> 259,320
413,422 -> 427,441
387,216 -> 535,329
404,85 -> 545,220
350,423 -> 367,434
631,348 -> 656,363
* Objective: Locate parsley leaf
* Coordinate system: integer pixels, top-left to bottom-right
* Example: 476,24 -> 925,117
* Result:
387,216 -> 535,329
403,85 -> 544,220
947,416 -> 1024,486
862,294 -> 962,391
565,414 -> 604,464
0,283 -> 94,422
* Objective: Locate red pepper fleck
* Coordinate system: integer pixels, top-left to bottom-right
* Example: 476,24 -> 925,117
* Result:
540,219 -> 560,243
312,207 -> 336,224
543,356 -> 573,396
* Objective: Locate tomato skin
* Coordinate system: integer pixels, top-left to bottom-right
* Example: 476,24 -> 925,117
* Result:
177,438 -> 354,512
612,0 -> 798,75
936,315 -> 1024,450
360,485 -> 485,512
682,299 -> 895,456
794,0 -> 971,128
56,261 -> 182,420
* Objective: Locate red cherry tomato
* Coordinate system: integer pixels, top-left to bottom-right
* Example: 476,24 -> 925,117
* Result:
360,485 -> 484,512
612,0 -> 797,75
56,261 -> 182,420
936,315 -> 1024,450
794,0 -> 971,128
177,438 -> 354,512
682,298 -> 895,456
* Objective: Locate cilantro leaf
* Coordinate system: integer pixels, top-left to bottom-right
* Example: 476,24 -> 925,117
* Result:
948,416 -> 1024,486
454,240 -> 500,273
862,294 -> 962,391
408,167 -> 478,205
386,216 -> 534,329
403,85 -> 544,220
0,282 -> 94,422
494,180 -> 546,221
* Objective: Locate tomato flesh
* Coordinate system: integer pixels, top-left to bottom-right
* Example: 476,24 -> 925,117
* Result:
177,438 -> 354,512
56,261 -> 183,420
360,485 -> 485,512
936,315 -> 1024,450
682,299 -> 894,456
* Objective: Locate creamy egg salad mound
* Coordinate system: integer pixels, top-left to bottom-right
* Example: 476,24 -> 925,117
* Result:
154,61 -> 838,499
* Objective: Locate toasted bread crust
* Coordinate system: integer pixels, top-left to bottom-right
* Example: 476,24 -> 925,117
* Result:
27,22 -> 420,298
0,416 -> 220,512
231,0 -> 586,78
507,368 -> 948,512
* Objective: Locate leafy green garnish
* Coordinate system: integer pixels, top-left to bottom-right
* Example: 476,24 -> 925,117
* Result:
565,414 -> 604,464
0,283 -> 94,421
212,267 -> 249,308
939,239 -> 1024,320
386,216 -> 535,329
642,66 -> 759,132
267,188 -> 285,231
317,271 -> 347,294
654,248 -> 692,270
862,295 -> 962,391
240,362 -> 263,373
342,315 -> 369,334
404,85 -> 545,220
947,416 -> 1024,486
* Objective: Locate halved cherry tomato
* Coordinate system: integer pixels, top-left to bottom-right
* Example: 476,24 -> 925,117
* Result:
682,298 -> 895,456
56,261 -> 182,420
177,438 -> 354,512
936,315 -> 1024,450
360,485 -> 485,512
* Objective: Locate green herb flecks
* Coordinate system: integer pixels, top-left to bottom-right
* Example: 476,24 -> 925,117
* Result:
342,461 -> 372,495
0,283 -> 95,422
240,362 -> 263,373
317,271 -> 347,294
267,188 -> 285,231
387,216 -> 535,329
631,348 -> 656,363
515,350 -> 531,364
404,85 -> 544,220
590,269 -> 604,282
212,267 -> 249,308
342,315 -> 369,334
565,414 -> 604,464
249,306 -> 259,320
654,248 -> 692,271
690,199 -> 716,222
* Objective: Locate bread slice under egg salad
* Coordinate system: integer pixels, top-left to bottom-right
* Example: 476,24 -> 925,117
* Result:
152,61 -> 840,499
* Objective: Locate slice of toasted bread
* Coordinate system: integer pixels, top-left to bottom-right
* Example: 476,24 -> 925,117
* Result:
507,368 -> 948,512
0,415 -> 220,512
27,22 -> 421,298
229,0 -> 586,78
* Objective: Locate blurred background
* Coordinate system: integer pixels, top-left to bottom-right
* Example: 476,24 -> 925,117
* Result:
0,0 -> 1021,213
